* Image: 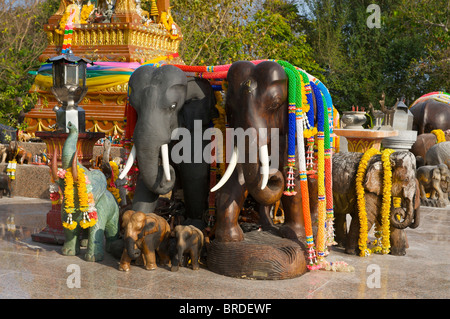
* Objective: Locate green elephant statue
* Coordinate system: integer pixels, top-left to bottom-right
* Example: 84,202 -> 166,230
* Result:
51,122 -> 120,262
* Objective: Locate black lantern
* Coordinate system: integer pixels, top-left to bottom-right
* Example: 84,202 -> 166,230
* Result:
47,50 -> 92,133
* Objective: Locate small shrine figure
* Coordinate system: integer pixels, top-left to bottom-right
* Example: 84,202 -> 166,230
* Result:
150,0 -> 159,22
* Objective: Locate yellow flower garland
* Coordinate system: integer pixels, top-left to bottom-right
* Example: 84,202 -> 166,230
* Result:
431,129 -> 446,143
63,165 -> 98,230
379,148 -> 395,254
63,168 -> 77,230
107,161 -> 122,204
355,148 -> 380,257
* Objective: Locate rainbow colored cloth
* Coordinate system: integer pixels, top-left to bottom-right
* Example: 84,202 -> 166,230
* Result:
32,61 -> 141,92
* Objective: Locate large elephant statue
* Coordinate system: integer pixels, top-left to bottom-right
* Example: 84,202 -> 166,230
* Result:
410,131 -> 450,168
410,99 -> 450,135
119,65 -> 217,228
333,151 -> 420,256
425,141 -> 450,168
416,164 -> 450,207
211,60 -> 305,242
51,122 -> 120,261
205,60 -> 327,279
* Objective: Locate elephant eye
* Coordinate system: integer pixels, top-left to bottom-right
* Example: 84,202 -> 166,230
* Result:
170,102 -> 177,109
267,96 -> 282,110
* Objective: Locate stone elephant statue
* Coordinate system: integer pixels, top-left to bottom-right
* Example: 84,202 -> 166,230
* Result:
119,210 -> 171,271
333,151 -> 420,256
416,164 -> 450,207
410,99 -> 450,135
51,122 -> 120,262
119,65 -> 218,229
410,132 -> 450,168
425,141 -> 450,168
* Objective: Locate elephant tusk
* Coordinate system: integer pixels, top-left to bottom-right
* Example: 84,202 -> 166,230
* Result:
72,150 -> 78,182
259,144 -> 270,190
119,145 -> 136,179
161,143 -> 171,182
211,146 -> 238,192
51,147 -> 58,182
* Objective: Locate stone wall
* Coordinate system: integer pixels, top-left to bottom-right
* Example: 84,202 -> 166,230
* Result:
0,141 -> 126,199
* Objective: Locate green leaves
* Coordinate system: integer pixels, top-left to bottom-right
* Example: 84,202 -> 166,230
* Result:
170,0 -> 320,74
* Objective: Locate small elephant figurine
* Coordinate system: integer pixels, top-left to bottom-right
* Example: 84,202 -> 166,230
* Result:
416,164 -> 450,207
169,225 -> 204,272
119,210 -> 171,271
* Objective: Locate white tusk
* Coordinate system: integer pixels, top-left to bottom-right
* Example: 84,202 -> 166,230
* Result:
119,145 -> 136,179
211,146 -> 238,192
161,144 -> 171,182
259,144 -> 269,190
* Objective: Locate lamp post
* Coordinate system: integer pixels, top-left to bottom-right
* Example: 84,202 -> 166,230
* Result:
47,50 -> 92,133
32,52 -> 104,245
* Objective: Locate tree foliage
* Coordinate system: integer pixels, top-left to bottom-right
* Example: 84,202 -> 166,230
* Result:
0,0 -> 448,126
298,0 -> 449,110
169,0 -> 321,75
0,0 -> 59,127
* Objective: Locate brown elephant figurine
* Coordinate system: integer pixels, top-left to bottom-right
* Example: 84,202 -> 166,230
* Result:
416,164 -> 450,207
169,225 -> 204,272
333,151 -> 420,256
119,210 -> 171,271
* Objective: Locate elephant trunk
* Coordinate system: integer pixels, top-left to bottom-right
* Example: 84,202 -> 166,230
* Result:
241,143 -> 284,206
121,143 -> 175,195
125,237 -> 141,259
390,197 -> 414,230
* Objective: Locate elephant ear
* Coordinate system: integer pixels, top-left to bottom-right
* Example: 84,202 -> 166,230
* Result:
121,210 -> 135,228
432,167 -> 441,180
86,169 -> 107,202
364,161 -> 384,196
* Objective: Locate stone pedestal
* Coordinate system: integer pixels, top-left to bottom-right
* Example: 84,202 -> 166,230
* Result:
334,129 -> 398,153
207,230 -> 307,280
382,130 -> 418,151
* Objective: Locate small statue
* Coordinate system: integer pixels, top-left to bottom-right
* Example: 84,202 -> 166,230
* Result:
379,92 -> 397,129
416,164 -> 450,207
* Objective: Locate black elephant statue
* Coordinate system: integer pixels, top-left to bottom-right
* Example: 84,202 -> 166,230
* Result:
410,98 -> 450,135
119,65 -> 218,229
333,151 -> 420,256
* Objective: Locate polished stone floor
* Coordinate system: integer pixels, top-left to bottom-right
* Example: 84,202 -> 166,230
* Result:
0,196 -> 449,300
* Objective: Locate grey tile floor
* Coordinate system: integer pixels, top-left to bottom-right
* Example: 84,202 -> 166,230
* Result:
0,197 -> 449,303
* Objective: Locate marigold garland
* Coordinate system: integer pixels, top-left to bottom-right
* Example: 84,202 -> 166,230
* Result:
62,165 -> 98,230
107,161 -> 122,204
355,148 -> 381,257
379,148 -> 395,254
431,129 -> 446,143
